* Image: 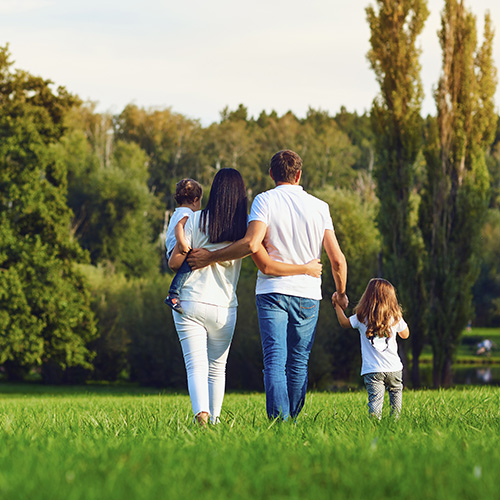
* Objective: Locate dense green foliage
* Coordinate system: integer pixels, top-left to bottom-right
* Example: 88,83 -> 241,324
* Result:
0,386 -> 499,499
56,107 -> 160,278
474,208 -> 500,325
0,47 -> 96,381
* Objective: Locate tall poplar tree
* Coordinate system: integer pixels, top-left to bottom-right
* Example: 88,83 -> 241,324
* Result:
420,2 -> 497,387
366,0 -> 429,386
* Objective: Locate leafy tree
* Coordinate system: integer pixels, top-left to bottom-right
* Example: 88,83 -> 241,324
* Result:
79,265 -> 131,381
486,116 -> 500,207
474,118 -> 500,326
54,106 -> 160,278
253,108 -> 359,191
334,107 -> 376,173
473,209 -> 500,326
126,275 -> 185,387
366,0 -> 429,386
419,3 -> 497,386
115,104 -> 206,209
300,109 -> 359,190
203,107 -> 267,197
219,104 -> 249,123
0,46 -> 96,379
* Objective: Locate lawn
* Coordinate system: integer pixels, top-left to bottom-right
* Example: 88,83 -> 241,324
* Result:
459,327 -> 500,360
1,384 -> 499,499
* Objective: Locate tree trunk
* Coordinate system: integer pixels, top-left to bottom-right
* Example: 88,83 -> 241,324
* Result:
399,340 -> 410,387
3,361 -> 28,382
433,353 -> 453,388
411,352 -> 421,389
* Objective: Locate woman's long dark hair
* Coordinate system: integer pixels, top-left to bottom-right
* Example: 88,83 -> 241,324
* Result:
200,168 -> 248,243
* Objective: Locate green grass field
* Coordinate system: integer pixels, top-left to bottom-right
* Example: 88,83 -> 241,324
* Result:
1,385 -> 499,500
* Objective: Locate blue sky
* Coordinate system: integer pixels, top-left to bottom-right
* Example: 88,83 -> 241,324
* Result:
1,0 -> 499,125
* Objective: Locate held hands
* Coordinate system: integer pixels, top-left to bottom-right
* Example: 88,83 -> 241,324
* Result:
332,292 -> 352,329
304,259 -> 322,278
332,291 -> 349,310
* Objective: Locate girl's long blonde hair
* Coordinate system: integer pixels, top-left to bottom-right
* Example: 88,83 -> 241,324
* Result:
353,278 -> 402,339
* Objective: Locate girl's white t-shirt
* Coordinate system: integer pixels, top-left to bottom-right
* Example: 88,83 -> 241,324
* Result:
349,314 -> 408,376
180,211 -> 241,308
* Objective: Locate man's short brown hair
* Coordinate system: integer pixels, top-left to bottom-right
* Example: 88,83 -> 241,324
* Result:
270,150 -> 302,183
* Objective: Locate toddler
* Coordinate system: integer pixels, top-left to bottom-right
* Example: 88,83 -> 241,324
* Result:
164,178 -> 202,314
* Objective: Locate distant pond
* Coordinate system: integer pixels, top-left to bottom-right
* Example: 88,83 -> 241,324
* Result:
418,364 -> 500,387
453,365 -> 500,386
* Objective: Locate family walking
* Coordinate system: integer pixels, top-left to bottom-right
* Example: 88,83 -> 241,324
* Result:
166,150 -> 409,425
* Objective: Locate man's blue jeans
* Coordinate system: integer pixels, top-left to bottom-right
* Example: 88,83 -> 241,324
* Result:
256,293 -> 319,421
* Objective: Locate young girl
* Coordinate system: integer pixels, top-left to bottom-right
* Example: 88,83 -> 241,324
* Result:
332,278 -> 410,419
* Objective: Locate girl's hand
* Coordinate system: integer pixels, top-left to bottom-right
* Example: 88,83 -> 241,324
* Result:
333,291 -> 349,310
331,293 -> 352,329
304,259 -> 322,278
331,294 -> 337,307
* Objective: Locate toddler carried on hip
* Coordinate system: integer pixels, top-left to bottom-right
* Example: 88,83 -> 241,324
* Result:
164,178 -> 203,314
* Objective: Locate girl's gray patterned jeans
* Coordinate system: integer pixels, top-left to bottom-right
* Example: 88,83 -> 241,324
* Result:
363,370 -> 403,419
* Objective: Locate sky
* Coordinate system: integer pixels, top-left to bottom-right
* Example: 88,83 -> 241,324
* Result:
1,0 -> 499,126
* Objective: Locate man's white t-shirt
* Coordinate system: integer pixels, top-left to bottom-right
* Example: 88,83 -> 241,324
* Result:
349,314 -> 408,375
248,184 -> 334,300
180,211 -> 241,308
165,207 -> 194,258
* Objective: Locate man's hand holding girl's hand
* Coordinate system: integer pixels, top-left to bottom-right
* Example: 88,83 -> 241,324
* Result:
332,291 -> 349,310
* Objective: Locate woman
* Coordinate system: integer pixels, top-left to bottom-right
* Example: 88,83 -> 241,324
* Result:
169,168 -> 321,425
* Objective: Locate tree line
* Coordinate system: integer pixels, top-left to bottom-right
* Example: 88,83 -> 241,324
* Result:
0,0 -> 499,388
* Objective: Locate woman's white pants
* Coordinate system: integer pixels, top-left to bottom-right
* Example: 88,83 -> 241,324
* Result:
173,301 -> 236,423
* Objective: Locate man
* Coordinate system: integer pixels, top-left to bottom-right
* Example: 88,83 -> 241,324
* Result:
188,150 -> 348,420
